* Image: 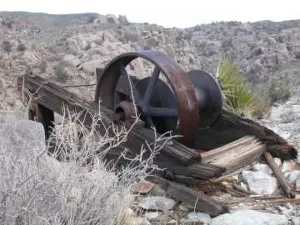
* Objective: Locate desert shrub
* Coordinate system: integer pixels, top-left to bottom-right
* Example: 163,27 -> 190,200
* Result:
221,39 -> 233,51
2,40 -> 12,52
17,43 -> 27,52
268,79 -> 291,103
0,109 -> 165,225
38,60 -> 48,73
54,63 -> 68,83
106,17 -> 116,24
216,56 -> 270,117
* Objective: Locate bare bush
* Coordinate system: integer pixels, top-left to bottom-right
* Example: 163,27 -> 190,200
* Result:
0,108 -> 168,225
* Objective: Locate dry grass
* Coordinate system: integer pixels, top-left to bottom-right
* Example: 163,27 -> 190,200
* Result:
0,107 -> 169,225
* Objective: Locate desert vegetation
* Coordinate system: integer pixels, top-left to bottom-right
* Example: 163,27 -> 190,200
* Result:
216,57 -> 290,118
0,104 -> 169,225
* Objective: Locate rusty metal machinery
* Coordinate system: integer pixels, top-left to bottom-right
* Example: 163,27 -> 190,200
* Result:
95,50 -> 222,146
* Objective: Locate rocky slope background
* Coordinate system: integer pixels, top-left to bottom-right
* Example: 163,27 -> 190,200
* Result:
1,11 -> 300,106
1,11 -> 300,225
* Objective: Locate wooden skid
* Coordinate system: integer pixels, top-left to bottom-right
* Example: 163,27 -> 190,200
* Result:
19,75 -> 226,181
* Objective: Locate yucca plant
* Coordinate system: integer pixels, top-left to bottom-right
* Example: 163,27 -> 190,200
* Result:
216,56 -> 259,117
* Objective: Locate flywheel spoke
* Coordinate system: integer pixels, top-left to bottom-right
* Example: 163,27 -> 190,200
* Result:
143,66 -> 160,106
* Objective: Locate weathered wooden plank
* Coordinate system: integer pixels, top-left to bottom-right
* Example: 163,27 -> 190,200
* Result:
194,110 -> 297,160
264,152 -> 295,198
148,176 -> 228,216
201,136 -> 266,175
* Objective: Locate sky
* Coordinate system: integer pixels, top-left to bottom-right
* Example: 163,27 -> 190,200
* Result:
1,0 -> 300,28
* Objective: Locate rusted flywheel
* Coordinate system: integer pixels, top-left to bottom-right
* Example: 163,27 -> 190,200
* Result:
95,50 -> 200,146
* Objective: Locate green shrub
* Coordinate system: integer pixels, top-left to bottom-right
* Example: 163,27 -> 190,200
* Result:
54,63 -> 68,83
216,57 -> 270,118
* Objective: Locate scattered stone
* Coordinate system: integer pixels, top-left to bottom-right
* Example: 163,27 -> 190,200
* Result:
144,212 -> 161,221
178,203 -> 190,212
78,59 -> 102,74
181,221 -> 204,225
291,216 -> 300,225
138,196 -> 176,212
123,216 -> 151,225
185,212 -> 211,225
131,180 -> 156,194
151,184 -> 166,196
286,170 -> 300,189
242,170 -> 278,195
210,210 -> 289,225
296,178 -> 300,191
282,160 -> 297,173
253,163 -> 273,174
63,54 -> 81,67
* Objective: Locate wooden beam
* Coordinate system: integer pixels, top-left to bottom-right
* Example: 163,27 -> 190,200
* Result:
148,176 -> 228,216
264,152 -> 295,198
201,136 -> 266,175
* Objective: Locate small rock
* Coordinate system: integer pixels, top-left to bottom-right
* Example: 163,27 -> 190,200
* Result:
210,210 -> 289,225
253,163 -> 273,174
286,170 -> 300,187
139,196 -> 176,211
151,184 -> 166,196
296,178 -> 300,191
242,170 -> 278,195
123,216 -> 151,225
291,216 -> 300,225
178,203 -> 190,212
131,180 -> 155,194
144,212 -> 161,221
185,212 -> 211,225
282,160 -> 297,173
63,54 -> 81,67
79,59 -> 103,74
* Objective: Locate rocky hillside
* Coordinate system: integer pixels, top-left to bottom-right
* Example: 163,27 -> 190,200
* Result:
1,12 -> 300,108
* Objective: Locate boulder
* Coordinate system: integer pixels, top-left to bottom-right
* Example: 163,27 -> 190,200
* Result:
63,54 -> 81,67
79,59 -> 103,74
138,196 -> 176,212
185,212 -> 211,225
210,210 -> 289,225
242,170 -> 278,195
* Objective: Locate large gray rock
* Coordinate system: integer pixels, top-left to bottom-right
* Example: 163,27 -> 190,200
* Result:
138,196 -> 176,211
79,59 -> 103,74
252,163 -> 273,174
185,212 -> 211,225
242,170 -> 278,195
210,210 -> 289,225
0,119 -> 46,158
63,54 -> 81,67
